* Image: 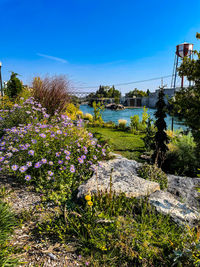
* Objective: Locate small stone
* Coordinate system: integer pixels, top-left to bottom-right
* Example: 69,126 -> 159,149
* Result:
47,252 -> 57,260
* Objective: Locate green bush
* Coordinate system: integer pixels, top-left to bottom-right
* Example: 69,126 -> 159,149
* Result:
163,132 -> 198,176
4,72 -> 23,99
36,192 -> 198,266
138,163 -> 168,190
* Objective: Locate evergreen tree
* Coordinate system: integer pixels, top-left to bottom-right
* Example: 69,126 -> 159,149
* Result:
152,87 -> 169,167
5,72 -> 23,98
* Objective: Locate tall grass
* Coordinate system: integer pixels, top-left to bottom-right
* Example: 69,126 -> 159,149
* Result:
0,201 -> 18,266
32,76 -> 72,115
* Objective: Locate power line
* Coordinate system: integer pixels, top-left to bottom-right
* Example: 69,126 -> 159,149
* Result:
76,74 -> 172,89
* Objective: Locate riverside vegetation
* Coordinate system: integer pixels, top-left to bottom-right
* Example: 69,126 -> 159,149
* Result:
0,74 -> 199,266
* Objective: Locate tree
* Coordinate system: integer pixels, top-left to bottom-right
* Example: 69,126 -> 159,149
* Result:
125,88 -> 147,98
172,33 -> 200,158
5,72 -> 23,98
152,87 -> 169,168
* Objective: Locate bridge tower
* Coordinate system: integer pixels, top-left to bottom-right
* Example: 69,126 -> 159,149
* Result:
171,42 -> 193,88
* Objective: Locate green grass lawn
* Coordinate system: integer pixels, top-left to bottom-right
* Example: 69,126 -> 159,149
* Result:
88,126 -> 145,161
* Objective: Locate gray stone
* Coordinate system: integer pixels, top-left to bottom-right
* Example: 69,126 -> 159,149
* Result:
77,158 -> 160,198
167,175 -> 200,209
149,190 -> 200,226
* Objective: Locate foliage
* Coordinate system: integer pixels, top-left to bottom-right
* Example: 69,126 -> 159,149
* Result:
125,88 -> 148,98
32,76 -> 71,116
141,106 -> 149,125
84,113 -> 93,122
0,201 -> 19,266
130,115 -> 140,132
0,98 -> 108,204
142,118 -> 156,152
118,119 -> 127,130
138,163 -> 168,189
0,96 -> 14,111
163,131 -> 197,176
4,72 -> 23,99
93,101 -> 104,124
36,192 -> 198,266
64,103 -> 79,120
171,33 -> 200,159
87,85 -> 121,105
76,110 -> 83,119
152,87 -> 169,168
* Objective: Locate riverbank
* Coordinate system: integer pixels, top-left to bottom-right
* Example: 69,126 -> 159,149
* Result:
80,104 -> 186,130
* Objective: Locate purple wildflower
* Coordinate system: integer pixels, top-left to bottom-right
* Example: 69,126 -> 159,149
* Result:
0,156 -> 5,162
64,150 -> 70,156
19,166 -> 28,173
26,161 -> 32,167
58,160 -> 63,164
81,155 -> 86,160
31,139 -> 37,144
93,155 -> 97,160
25,175 -> 31,181
65,156 -> 70,160
34,162 -> 41,168
70,165 -> 75,173
11,165 -> 18,171
48,171 -> 54,176
78,157 -> 84,164
56,152 -> 61,157
39,133 -> 46,138
28,150 -> 34,156
41,158 -> 47,164
49,161 -> 54,165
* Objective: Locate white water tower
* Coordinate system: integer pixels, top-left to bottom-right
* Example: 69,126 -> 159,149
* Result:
171,42 -> 193,88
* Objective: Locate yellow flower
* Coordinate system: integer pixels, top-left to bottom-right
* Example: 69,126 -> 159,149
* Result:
87,201 -> 93,206
85,195 -> 91,201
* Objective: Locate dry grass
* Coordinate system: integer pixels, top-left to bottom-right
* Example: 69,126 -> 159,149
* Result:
32,76 -> 72,116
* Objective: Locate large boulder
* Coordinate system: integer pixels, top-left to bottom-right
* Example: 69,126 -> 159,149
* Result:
77,157 -> 160,198
167,175 -> 200,209
149,190 -> 200,226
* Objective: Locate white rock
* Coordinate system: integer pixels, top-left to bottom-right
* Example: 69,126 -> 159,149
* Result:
77,158 -> 160,198
149,190 -> 200,226
167,175 -> 200,209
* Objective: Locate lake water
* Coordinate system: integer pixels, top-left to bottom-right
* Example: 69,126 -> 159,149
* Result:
80,105 -> 186,130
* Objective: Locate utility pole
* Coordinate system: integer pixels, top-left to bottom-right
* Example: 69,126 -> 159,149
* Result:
0,62 -> 3,97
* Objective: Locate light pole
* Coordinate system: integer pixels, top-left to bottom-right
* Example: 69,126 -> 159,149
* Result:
0,62 -> 3,96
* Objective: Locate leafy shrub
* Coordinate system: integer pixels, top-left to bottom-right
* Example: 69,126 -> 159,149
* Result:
36,192 -> 198,266
32,76 -> 71,116
0,99 -> 108,204
163,131 -> 197,176
84,113 -> 93,122
118,119 -> 127,130
76,110 -> 83,119
64,103 -> 79,120
93,101 -> 104,124
138,163 -> 168,189
142,118 -> 156,152
130,115 -> 140,132
4,72 -> 23,99
141,106 -> 149,125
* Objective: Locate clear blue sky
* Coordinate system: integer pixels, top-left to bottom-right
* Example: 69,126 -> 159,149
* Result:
1,0 -> 200,94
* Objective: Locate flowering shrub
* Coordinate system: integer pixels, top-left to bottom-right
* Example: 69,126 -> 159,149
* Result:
0,99 -> 108,203
0,97 -> 49,137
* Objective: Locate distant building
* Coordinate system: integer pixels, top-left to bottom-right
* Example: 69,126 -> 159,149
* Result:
121,88 -> 179,108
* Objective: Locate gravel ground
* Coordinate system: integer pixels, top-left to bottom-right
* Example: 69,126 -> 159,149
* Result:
0,175 -> 83,266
